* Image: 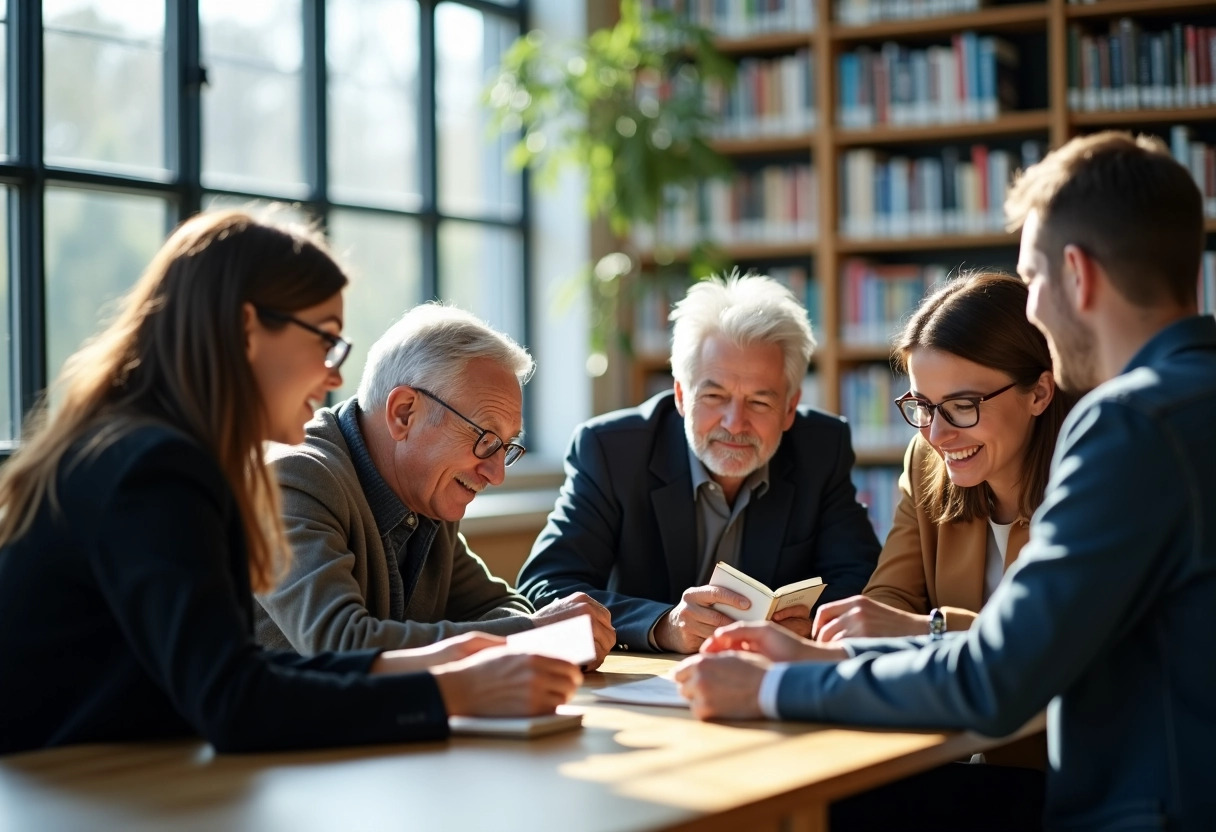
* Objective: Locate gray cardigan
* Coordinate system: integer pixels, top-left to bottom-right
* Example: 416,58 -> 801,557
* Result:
255,399 -> 534,653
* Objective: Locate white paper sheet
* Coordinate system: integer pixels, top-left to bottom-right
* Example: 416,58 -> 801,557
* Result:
505,613 -> 597,666
591,676 -> 688,709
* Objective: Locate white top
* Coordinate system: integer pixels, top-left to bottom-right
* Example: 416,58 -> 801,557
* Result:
985,519 -> 1014,603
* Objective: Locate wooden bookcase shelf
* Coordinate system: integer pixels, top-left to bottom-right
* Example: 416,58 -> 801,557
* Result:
712,134 -> 819,155
835,110 -> 1052,147
613,0 -> 1216,492
830,2 -> 1049,43
716,31 -> 818,55
1070,107 -> 1216,128
1064,0 -> 1216,22
837,232 -> 1019,254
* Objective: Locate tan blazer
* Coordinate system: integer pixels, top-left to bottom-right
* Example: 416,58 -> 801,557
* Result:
864,434 -> 1029,632
865,434 -> 1043,770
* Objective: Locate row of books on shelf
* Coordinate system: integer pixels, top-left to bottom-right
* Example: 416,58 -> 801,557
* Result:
706,50 -> 816,139
841,364 -> 912,452
632,265 -> 821,357
1068,20 -> 1216,113
642,0 -> 816,39
837,33 -> 1019,129
836,0 -> 984,27
851,465 -> 900,543
1202,251 -> 1216,317
635,164 -> 818,250
839,141 -> 1043,240
1170,126 -> 1216,219
841,259 -> 947,346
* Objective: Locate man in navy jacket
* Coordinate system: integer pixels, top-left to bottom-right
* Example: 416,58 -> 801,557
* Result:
676,133 -> 1216,830
519,275 -> 880,653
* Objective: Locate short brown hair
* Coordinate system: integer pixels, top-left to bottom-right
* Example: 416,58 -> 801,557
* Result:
893,272 -> 1074,524
1005,130 -> 1204,307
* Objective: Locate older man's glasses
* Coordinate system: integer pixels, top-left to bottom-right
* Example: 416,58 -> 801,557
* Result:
414,387 -> 526,466
894,381 -> 1018,429
255,307 -> 352,370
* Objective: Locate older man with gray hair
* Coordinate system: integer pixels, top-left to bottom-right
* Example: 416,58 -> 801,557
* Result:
519,273 -> 880,654
255,303 -> 614,666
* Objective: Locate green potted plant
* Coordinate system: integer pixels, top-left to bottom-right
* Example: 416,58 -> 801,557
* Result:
486,0 -> 735,376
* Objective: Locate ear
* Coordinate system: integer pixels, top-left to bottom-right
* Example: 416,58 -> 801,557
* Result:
384,386 -> 420,441
1028,369 -> 1055,417
782,386 -> 801,430
1062,243 -> 1100,313
673,378 -> 687,416
243,302 -> 260,364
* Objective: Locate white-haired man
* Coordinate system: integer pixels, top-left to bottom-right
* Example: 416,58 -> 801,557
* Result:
255,303 -> 615,667
519,274 -> 881,654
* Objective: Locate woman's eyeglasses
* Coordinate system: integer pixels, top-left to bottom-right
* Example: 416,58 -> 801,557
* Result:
255,307 -> 352,370
893,381 -> 1018,429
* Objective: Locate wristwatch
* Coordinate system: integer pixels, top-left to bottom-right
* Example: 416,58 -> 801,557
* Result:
928,608 -> 946,641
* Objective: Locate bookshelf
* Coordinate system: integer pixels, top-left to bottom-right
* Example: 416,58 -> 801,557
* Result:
615,0 -> 1216,538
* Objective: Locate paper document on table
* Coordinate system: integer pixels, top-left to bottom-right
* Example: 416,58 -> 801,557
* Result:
506,614 -> 596,666
449,707 -> 583,739
592,676 -> 688,709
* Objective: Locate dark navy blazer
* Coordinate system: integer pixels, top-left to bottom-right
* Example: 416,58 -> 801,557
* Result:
518,392 -> 881,650
0,424 -> 448,754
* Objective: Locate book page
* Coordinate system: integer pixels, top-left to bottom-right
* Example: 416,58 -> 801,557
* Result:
505,614 -> 596,666
591,676 -> 688,709
770,582 -> 826,616
448,708 -> 583,739
708,562 -> 775,622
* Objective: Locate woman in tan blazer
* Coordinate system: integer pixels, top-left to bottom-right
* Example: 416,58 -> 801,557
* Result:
815,272 -> 1073,642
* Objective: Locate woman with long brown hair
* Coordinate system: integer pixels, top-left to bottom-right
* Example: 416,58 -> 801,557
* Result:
814,271 -> 1072,641
0,210 -> 578,755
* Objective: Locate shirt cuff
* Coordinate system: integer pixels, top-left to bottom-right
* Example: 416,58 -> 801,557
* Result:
758,663 -> 790,720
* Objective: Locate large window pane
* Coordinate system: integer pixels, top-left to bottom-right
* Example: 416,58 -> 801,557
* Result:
438,222 -> 523,345
328,209 -> 422,400
435,5 -> 521,220
43,0 -> 165,173
200,0 -> 304,193
202,193 -> 314,227
0,4 -> 8,158
327,0 -> 420,209
44,188 -> 168,383
0,189 -> 9,440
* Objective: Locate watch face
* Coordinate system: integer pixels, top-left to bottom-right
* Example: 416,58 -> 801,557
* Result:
929,608 -> 945,639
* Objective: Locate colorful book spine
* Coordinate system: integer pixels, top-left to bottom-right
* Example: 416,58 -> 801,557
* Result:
1068,20 -> 1216,112
707,50 -> 816,138
836,33 -> 1017,128
838,143 -> 1038,240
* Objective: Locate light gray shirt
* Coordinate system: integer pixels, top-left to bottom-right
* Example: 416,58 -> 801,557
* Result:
688,444 -> 770,585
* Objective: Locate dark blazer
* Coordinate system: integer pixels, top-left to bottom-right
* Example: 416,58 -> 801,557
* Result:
518,392 -> 881,650
0,424 -> 448,755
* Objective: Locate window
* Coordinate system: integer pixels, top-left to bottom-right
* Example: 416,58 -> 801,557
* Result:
0,0 -> 527,446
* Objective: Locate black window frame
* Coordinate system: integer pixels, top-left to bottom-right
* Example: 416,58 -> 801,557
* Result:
0,0 -> 531,454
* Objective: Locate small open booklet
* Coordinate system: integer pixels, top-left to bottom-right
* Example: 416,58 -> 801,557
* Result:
709,561 -> 826,622
449,707 -> 583,739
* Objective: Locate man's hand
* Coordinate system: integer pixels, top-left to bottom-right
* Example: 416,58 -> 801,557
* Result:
812,595 -> 928,642
429,647 -> 582,716
531,591 -> 615,669
771,604 -> 813,638
369,632 -> 505,675
653,585 -> 751,654
701,620 -> 849,663
672,652 -> 771,720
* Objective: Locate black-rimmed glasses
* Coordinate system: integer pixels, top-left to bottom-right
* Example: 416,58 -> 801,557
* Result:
256,307 -> 352,370
414,387 -> 526,466
894,381 -> 1019,429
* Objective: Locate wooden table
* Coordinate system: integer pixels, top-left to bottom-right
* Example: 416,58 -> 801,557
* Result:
0,654 -> 1043,832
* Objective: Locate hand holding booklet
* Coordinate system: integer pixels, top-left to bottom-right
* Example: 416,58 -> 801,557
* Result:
447,614 -> 596,739
708,561 -> 826,622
